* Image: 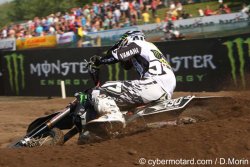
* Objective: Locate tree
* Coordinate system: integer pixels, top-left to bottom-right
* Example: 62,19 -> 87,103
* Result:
8,0 -> 80,22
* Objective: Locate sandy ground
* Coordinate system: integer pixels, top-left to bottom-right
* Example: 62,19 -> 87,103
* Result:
0,91 -> 249,167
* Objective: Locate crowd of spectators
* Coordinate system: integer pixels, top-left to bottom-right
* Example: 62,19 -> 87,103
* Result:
0,0 -> 164,40
196,0 -> 232,17
198,0 -> 250,17
0,0 -> 249,41
163,1 -> 192,22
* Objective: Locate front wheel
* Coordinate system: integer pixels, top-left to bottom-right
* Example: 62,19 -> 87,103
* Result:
37,128 -> 64,147
9,128 -> 64,148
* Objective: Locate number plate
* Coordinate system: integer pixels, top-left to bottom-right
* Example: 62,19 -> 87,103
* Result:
140,95 -> 195,116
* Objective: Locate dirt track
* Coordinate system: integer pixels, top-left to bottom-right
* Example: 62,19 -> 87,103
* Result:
0,91 -> 249,167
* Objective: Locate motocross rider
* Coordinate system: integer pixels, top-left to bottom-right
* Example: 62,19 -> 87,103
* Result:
86,30 -> 176,128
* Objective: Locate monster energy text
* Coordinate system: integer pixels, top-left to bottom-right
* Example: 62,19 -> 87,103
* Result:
166,54 -> 217,83
30,60 -> 88,77
223,37 -> 250,88
4,56 -> 93,95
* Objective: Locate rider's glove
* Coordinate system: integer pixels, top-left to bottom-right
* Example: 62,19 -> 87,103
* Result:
88,55 -> 101,74
90,55 -> 102,66
87,55 -> 101,86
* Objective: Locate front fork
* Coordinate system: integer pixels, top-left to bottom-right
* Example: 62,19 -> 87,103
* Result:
19,100 -> 78,147
63,98 -> 98,144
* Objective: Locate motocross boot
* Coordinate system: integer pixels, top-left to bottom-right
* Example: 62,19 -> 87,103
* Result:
77,130 -> 103,145
86,95 -> 125,139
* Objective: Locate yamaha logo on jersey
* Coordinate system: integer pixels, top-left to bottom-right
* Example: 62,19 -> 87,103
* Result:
119,47 -> 140,59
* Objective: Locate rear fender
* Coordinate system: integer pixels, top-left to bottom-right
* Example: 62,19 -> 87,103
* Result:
126,95 -> 227,123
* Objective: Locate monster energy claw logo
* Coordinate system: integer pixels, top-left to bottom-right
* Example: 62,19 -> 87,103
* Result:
4,53 -> 25,95
223,37 -> 250,88
108,63 -> 128,81
99,49 -> 128,81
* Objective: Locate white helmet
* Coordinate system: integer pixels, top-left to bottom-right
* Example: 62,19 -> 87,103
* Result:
119,30 -> 145,47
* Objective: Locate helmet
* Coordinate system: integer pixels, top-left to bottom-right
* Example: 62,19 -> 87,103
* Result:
119,30 -> 145,47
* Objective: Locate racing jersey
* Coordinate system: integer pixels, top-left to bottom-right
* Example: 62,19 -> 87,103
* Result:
99,40 -> 175,93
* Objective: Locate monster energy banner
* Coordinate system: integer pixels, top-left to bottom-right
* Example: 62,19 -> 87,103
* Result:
155,33 -> 250,91
1,32 -> 250,96
0,51 -> 4,94
1,48 -> 135,96
221,37 -> 250,89
156,39 -> 219,91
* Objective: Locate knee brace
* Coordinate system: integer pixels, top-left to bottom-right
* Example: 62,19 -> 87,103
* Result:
93,95 -> 120,116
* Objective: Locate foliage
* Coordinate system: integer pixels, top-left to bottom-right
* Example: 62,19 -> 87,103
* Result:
7,0 -> 81,21
0,2 -> 13,28
0,0 -> 246,29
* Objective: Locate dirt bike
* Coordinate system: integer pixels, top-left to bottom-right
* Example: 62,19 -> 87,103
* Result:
8,59 -> 222,148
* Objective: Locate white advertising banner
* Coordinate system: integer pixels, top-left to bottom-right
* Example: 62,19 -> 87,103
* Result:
173,12 -> 249,28
136,12 -> 249,31
87,27 -> 138,39
56,32 -> 75,44
0,38 -> 16,51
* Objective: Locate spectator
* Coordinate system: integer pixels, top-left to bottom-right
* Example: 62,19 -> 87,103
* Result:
47,14 -> 55,25
176,1 -> 183,12
151,0 -> 158,18
24,31 -> 33,38
8,27 -> 16,38
221,4 -> 231,14
83,5 -> 91,21
169,1 -> 175,10
55,23 -> 64,35
81,15 -> 87,27
143,0 -> 150,11
95,16 -> 103,31
130,10 -> 138,26
218,0 -> 224,10
204,5 -> 216,16
134,0 -> 141,19
198,8 -> 204,17
120,0 -> 130,19
1,27 -> 8,39
164,12 -> 171,22
92,2 -> 99,15
155,15 -> 161,23
35,24 -> 43,36
170,8 -> 179,19
103,15 -> 111,30
129,1 -> 138,25
77,25 -> 87,47
114,7 -> 121,24
142,9 -> 150,24
48,24 -> 56,35
170,13 -> 177,21
241,3 -> 250,14
180,10 -> 191,19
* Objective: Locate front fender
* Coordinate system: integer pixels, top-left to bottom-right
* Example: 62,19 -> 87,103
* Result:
27,111 -> 74,133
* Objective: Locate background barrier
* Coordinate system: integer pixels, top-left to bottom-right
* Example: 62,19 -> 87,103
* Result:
0,32 -> 249,96
0,51 -> 3,95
